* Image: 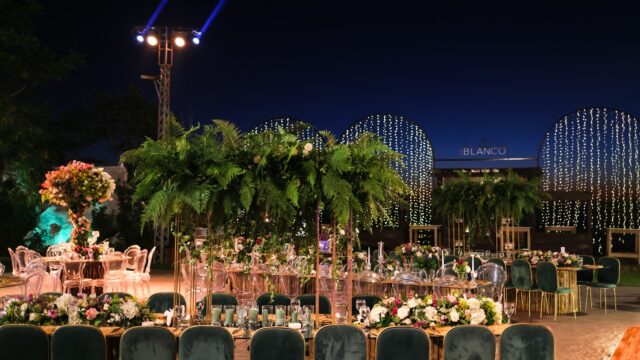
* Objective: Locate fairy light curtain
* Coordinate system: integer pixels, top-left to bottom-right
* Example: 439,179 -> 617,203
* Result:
251,117 -> 324,149
340,114 -> 434,227
539,107 -> 640,253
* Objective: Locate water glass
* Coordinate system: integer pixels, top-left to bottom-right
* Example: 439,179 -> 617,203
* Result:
262,305 -> 273,327
334,304 -> 348,324
355,298 -> 366,312
211,305 -> 222,326
504,302 -> 516,323
275,305 -> 286,326
302,305 -> 314,326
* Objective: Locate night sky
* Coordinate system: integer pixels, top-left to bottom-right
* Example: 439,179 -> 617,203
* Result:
39,1 -> 640,162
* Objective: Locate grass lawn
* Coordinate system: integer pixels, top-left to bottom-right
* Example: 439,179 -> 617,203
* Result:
620,268 -> 640,287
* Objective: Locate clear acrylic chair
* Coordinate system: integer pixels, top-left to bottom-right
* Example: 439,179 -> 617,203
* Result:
46,245 -> 66,292
141,247 -> 156,295
15,247 -> 29,275
124,246 -> 141,271
7,248 -> 20,276
95,254 -> 127,294
22,259 -> 47,297
476,263 -> 508,302
125,249 -> 148,297
62,260 -> 91,295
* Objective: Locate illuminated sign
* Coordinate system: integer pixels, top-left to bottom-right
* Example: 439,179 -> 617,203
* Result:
460,139 -> 508,158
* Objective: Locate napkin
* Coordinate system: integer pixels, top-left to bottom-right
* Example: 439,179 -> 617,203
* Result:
164,309 -> 173,326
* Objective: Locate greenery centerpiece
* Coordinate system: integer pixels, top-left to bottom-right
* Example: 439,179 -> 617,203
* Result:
39,160 -> 115,246
433,170 -> 548,250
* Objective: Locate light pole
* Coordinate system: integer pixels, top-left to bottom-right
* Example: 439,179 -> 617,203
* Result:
134,26 -> 200,262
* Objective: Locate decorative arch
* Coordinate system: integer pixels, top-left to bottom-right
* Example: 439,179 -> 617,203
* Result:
340,113 -> 434,227
251,116 -> 323,148
538,107 -> 640,253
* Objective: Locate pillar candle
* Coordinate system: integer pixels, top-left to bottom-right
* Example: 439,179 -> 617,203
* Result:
262,309 -> 269,326
291,310 -> 299,323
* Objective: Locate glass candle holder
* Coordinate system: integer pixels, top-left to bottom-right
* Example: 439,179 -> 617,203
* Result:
211,305 -> 222,326
262,305 -> 273,327
223,305 -> 235,327
274,305 -> 286,326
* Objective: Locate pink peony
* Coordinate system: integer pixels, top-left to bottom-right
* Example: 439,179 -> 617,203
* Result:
85,307 -> 98,320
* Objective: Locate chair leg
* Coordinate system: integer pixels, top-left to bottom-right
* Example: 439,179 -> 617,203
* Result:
528,291 -> 531,317
514,290 -> 518,313
554,294 -> 558,321
577,286 -> 581,312
572,293 -> 576,319
540,293 -> 545,319
614,288 -> 617,312
604,289 -> 608,315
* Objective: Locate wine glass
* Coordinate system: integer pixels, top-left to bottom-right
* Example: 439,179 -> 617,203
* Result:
355,298 -> 366,313
504,302 -> 516,324
173,305 -> 185,328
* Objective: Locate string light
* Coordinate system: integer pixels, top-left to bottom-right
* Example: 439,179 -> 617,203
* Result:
341,114 -> 434,227
540,107 -> 640,254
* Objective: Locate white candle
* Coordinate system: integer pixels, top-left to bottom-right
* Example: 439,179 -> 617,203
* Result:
471,253 -> 474,272
367,247 -> 371,264
441,250 -> 445,268
561,246 -> 565,254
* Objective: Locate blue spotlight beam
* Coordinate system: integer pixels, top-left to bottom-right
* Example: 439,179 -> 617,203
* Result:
142,0 -> 169,35
198,0 -> 227,39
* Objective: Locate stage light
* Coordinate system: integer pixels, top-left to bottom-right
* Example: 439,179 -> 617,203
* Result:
192,31 -> 201,45
136,34 -> 144,43
146,34 -> 158,46
174,36 -> 186,47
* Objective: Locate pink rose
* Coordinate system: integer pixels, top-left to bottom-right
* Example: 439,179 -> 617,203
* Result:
85,307 -> 98,320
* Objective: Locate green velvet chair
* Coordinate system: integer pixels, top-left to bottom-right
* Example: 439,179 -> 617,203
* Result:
179,325 -> 234,360
314,325 -> 367,360
98,292 -> 133,302
250,327 -> 305,360
256,292 -> 292,311
444,255 -> 459,264
147,292 -> 187,313
443,325 -> 495,360
511,259 -> 539,317
586,256 -> 620,314
296,294 -> 332,314
536,261 -> 576,320
500,324 -> 554,360
351,295 -> 382,316
0,324 -> 48,360
196,293 -> 238,317
120,326 -> 176,360
577,255 -> 595,311
52,325 -> 106,360
376,326 -> 430,360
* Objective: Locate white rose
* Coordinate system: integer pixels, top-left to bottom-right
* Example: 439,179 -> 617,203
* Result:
303,143 -> 313,156
449,309 -> 460,322
467,298 -> 481,310
416,252 -> 423,257
339,229 -> 346,236
121,300 -> 140,320
20,303 -> 28,312
397,305 -> 411,320
403,318 -> 412,325
424,306 -> 438,321
470,309 -> 486,325
407,298 -> 417,309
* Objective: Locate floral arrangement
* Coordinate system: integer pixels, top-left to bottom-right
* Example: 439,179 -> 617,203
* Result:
73,244 -> 104,261
0,293 -> 151,327
517,250 -> 546,264
547,252 -> 580,267
40,161 -> 115,246
415,246 -> 441,271
353,251 -> 368,271
394,243 -> 422,259
452,259 -> 471,274
232,235 -> 264,268
362,293 -> 504,329
517,250 -> 580,267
